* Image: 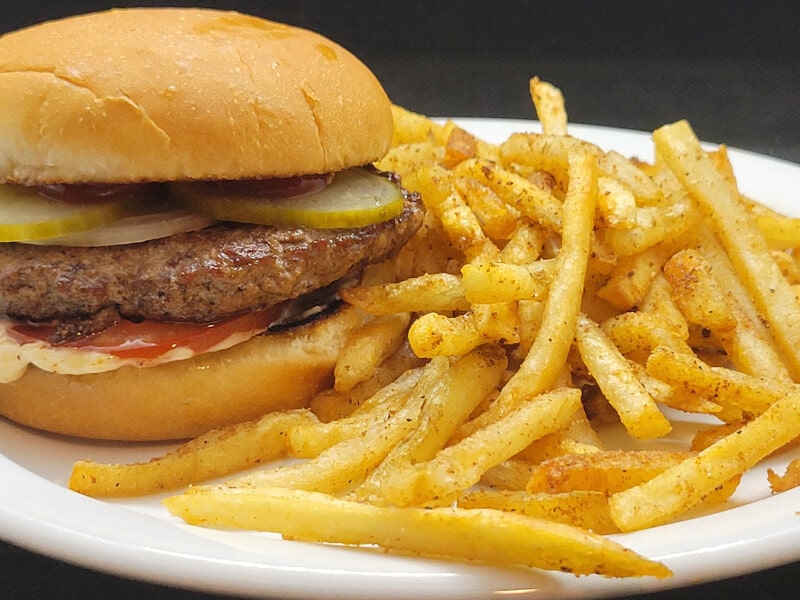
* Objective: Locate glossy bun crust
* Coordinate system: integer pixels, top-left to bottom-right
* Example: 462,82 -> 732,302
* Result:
0,306 -> 364,441
0,8 -> 393,184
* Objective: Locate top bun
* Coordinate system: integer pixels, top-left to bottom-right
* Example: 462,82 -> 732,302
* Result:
0,8 -> 393,184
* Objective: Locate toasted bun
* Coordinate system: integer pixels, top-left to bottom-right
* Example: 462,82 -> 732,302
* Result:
0,8 -> 393,185
0,305 -> 363,441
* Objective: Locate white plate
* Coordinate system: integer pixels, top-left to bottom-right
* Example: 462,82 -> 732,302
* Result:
2,119 -> 800,599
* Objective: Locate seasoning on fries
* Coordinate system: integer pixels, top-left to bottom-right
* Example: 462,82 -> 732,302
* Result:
70,78 -> 800,580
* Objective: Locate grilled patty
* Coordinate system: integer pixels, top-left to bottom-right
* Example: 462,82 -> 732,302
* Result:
0,194 -> 422,324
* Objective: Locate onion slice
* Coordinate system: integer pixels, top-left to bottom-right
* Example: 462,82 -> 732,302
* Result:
28,209 -> 215,247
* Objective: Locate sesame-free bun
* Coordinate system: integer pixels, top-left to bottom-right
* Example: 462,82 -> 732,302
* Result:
0,8 -> 393,185
0,305 -> 363,441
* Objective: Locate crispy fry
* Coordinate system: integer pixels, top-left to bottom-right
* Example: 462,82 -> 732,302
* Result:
575,313 -> 671,439
334,313 -> 411,393
309,340 -> 424,422
695,228 -> 793,382
163,486 -> 671,578
768,458 -> 800,493
457,488 -> 617,534
610,387 -> 800,530
459,153 -> 596,436
654,120 -> 800,378
227,359 -> 449,495
382,388 -> 581,507
69,409 -> 317,497
352,345 -> 507,503
453,176 -> 518,240
645,346 -> 790,418
597,175 -> 637,229
291,367 -> 424,458
526,450 -> 693,495
460,260 -> 554,303
597,150 -> 663,206
663,249 -> 738,334
453,158 -> 563,232
530,76 -> 568,136
341,273 -> 470,316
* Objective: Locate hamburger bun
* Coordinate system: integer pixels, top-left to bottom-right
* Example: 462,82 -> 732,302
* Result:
0,305 -> 363,441
0,7 -> 393,185
0,9 -> 420,442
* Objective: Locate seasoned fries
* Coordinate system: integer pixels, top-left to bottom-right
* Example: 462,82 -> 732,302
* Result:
164,486 -> 670,578
68,77 -> 800,582
69,409 -> 318,497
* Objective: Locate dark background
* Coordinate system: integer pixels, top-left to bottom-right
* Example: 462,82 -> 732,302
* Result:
1,1 -> 799,599
1,1 -> 798,161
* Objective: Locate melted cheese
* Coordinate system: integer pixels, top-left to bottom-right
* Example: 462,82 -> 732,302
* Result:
0,318 -> 259,383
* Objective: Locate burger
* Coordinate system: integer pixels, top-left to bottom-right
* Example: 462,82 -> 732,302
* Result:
0,8 -> 423,441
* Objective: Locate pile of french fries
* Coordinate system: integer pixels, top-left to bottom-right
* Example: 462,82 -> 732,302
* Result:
68,78 -> 800,579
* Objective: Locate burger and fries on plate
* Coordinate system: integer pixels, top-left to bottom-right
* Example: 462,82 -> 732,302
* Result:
2,6 -> 800,581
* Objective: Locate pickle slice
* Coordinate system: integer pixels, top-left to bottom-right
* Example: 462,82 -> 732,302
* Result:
0,184 -> 133,242
171,168 -> 405,229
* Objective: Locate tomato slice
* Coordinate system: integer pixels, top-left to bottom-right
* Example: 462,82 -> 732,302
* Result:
9,306 -> 282,360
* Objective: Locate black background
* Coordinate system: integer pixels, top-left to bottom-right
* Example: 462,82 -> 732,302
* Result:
1,2 -> 799,599
1,1 -> 798,160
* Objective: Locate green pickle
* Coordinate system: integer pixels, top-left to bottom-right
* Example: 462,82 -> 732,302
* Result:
0,184 -> 133,242
171,168 -> 405,229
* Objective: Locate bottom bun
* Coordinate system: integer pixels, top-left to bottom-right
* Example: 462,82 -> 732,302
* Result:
0,305 -> 364,441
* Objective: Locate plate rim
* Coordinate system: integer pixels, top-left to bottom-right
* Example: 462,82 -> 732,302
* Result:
2,117 -> 800,600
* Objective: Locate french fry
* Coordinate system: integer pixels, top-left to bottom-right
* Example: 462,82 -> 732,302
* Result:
530,76 -> 568,136
291,367 -> 424,458
601,311 -> 692,355
638,272 -> 690,339
374,142 -> 444,180
407,301 -> 520,358
69,409 -> 318,497
603,195 -> 699,257
575,313 -> 672,439
663,249 -> 738,334
341,273 -> 469,316
480,459 -> 539,491
597,242 -> 676,311
457,488 -> 618,534
597,150 -> 663,206
309,340 -> 424,422
352,345 -> 507,503
460,260 -> 554,303
163,486 -> 671,578
442,126 -> 478,169
452,176 -> 518,240
695,228 -> 794,383
596,175 -> 637,229
453,158 -> 563,232
654,120 -> 800,378
525,450 -> 693,495
768,458 -> 800,493
499,133 -> 602,191
645,346 -> 790,418
226,359 -> 449,495
756,212 -> 800,249
381,387 -> 581,507
610,386 -> 800,531
459,153 -> 596,436
388,104 -> 443,145
498,221 -> 547,265
333,313 -> 411,393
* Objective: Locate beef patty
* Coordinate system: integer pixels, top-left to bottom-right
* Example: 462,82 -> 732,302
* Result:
0,193 -> 423,324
